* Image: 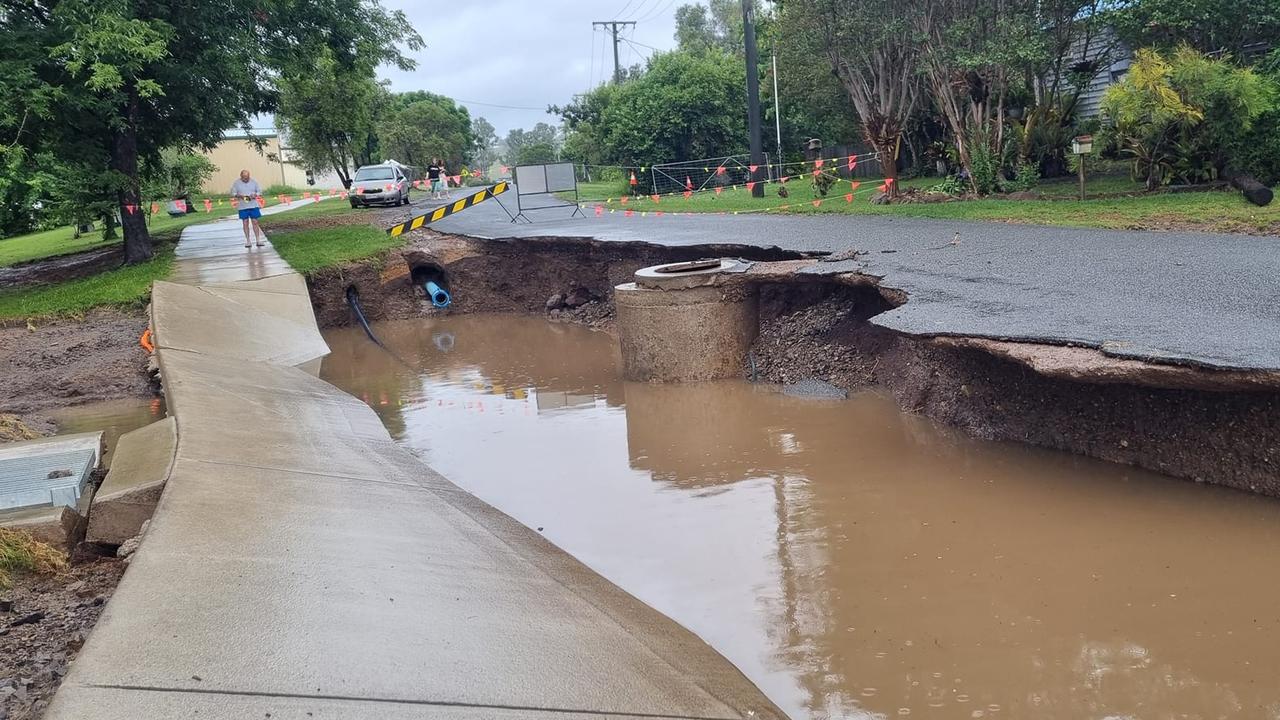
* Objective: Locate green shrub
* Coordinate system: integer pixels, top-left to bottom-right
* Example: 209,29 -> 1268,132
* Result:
930,175 -> 968,195
1001,161 -> 1041,192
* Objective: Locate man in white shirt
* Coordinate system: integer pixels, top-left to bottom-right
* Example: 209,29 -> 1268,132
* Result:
229,169 -> 264,248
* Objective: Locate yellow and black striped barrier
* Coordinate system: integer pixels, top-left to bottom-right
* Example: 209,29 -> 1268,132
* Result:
387,182 -> 509,236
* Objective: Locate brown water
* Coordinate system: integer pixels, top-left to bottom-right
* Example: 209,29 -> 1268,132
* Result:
320,315 -> 1280,720
47,397 -> 166,468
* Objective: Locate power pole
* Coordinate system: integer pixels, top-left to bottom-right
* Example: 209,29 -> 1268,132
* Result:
593,20 -> 636,84
742,1 -> 765,197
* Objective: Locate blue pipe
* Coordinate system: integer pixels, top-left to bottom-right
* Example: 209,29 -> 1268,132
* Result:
424,280 -> 452,308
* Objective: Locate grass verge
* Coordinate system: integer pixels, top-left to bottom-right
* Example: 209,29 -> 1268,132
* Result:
270,224 -> 407,274
572,175 -> 1280,233
0,247 -> 173,321
0,527 -> 68,589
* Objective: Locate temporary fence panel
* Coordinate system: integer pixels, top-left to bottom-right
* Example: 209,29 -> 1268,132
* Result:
513,162 -> 584,223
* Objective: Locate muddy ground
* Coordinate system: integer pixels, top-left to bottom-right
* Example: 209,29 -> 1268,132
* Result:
0,560 -> 124,720
304,232 -> 1280,497
0,309 -> 155,432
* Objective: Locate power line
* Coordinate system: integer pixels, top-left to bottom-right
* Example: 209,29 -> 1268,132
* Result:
613,0 -> 639,20
454,98 -> 546,111
588,26 -> 597,91
636,0 -> 677,23
627,0 -> 654,20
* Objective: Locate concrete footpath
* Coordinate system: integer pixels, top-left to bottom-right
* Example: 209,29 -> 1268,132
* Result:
46,209 -> 785,719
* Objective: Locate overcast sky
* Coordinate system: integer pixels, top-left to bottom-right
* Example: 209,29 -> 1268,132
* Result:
378,0 -> 689,137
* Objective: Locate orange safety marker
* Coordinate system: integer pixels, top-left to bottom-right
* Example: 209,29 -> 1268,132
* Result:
139,328 -> 155,353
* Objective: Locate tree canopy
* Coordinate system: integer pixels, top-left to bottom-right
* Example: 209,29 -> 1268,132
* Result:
1,0 -> 420,259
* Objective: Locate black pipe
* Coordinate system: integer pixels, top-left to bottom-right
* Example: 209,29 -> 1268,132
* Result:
346,286 -> 383,346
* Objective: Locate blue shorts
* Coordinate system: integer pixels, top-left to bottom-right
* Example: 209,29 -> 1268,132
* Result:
238,207 -> 262,220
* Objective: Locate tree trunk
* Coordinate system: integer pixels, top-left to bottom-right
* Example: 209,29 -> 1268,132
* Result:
1228,172 -> 1274,206
112,85 -> 152,264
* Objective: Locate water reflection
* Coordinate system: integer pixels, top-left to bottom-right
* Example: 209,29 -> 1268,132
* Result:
320,315 -> 1280,720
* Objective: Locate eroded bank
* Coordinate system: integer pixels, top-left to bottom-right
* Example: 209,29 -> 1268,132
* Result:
302,232 -> 1280,496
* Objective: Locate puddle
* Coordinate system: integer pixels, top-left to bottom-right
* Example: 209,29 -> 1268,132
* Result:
321,314 -> 1280,720
47,397 -> 166,469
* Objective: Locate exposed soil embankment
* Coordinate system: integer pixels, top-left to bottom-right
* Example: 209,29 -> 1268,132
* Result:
751,284 -> 1280,494
301,232 -> 1280,497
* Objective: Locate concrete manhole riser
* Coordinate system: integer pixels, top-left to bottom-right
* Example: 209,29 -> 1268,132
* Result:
615,280 -> 759,383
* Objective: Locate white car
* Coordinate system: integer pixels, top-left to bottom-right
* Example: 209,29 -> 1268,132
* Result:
350,163 -> 412,208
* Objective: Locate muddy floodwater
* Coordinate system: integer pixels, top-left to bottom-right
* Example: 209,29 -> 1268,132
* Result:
321,315 -> 1280,720
48,397 -> 166,468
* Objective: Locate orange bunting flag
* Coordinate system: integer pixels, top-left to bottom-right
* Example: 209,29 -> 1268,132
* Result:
450,175 -> 461,185
815,158 -> 825,169
714,186 -> 723,195
203,199 -> 212,212
683,190 -> 692,199
780,175 -> 789,183
814,170 -> 821,178
844,193 -> 854,203
685,176 -> 693,190
847,157 -> 857,172
125,204 -> 137,214
878,184 -> 888,193
257,196 -> 266,208
812,199 -> 822,208
885,177 -> 896,185
749,164 -> 758,173
650,194 -> 660,204
620,196 -> 629,205
625,209 -> 634,217
629,172 -> 638,186
746,182 -> 756,192
851,181 -> 861,191
150,202 -> 160,214
595,205 -> 604,217
176,200 -> 187,212
716,166 -> 727,175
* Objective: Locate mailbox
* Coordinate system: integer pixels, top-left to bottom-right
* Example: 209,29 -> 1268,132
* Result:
1072,135 -> 1094,155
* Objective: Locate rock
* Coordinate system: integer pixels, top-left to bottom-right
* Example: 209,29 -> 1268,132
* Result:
564,287 -> 594,309
116,536 -> 141,559
46,469 -> 73,479
870,191 -> 891,205
9,612 -> 45,627
545,293 -> 566,312
0,599 -> 12,613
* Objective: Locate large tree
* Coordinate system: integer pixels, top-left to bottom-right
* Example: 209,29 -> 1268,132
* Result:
782,0 -> 919,193
278,52 -> 387,188
375,91 -> 474,171
2,0 -> 419,262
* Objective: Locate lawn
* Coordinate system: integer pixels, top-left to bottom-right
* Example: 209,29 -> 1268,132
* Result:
569,173 -> 1280,234
0,247 -> 173,321
269,224 -> 407,274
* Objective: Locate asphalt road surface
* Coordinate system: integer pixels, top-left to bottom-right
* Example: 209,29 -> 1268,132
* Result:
432,193 -> 1280,372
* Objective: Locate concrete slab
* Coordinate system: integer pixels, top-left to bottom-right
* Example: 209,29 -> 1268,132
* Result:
85,418 -> 176,545
47,685 -> 734,720
204,272 -> 311,297
168,198 -> 318,286
150,280 -> 330,367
